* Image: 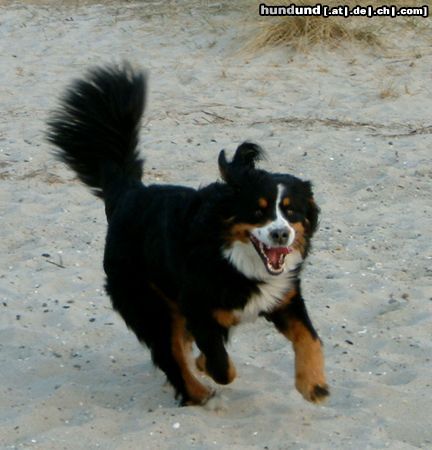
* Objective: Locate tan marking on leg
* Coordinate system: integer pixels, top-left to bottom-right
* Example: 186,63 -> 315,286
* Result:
195,352 -> 237,384
171,312 -> 213,404
285,320 -> 329,403
213,309 -> 240,328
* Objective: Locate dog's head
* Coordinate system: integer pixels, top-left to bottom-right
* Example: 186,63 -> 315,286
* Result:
219,142 -> 319,278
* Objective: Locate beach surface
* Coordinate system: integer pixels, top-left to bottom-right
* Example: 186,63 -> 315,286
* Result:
1,1 -> 431,449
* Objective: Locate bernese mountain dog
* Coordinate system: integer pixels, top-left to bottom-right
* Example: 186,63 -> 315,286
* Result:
47,63 -> 329,407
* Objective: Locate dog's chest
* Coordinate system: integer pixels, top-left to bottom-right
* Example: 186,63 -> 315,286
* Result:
234,276 -> 294,323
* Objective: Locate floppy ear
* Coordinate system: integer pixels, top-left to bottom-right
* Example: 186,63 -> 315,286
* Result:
302,181 -> 320,235
218,142 -> 265,184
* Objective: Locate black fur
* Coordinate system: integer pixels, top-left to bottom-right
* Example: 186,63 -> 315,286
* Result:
47,64 -> 326,406
47,64 -> 145,207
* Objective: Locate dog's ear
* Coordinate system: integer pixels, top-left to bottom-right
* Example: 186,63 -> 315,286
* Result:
232,142 -> 265,169
218,149 -> 231,183
302,181 -> 320,235
218,142 -> 265,184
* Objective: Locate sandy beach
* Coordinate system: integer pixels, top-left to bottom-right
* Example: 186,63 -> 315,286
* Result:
1,1 -> 431,449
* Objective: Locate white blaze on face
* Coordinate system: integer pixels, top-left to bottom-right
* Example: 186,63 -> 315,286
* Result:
250,184 -> 295,247
223,184 -> 300,280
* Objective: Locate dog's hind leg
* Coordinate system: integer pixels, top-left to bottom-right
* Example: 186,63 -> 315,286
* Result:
170,308 -> 215,405
105,272 -> 212,405
187,315 -> 237,386
148,283 -> 215,405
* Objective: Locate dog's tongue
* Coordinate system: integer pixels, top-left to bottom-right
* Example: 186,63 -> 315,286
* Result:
265,246 -> 290,268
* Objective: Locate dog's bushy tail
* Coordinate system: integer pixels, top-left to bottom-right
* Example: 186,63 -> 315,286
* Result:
47,63 -> 146,201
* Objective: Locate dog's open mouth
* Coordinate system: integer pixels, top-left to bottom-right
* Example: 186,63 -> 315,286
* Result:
250,234 -> 292,275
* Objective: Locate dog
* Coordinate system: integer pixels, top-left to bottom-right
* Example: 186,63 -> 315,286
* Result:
47,64 -> 329,407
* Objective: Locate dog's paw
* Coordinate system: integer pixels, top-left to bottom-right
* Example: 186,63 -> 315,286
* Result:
296,377 -> 330,404
180,386 -> 215,407
195,353 -> 237,385
204,391 -> 228,412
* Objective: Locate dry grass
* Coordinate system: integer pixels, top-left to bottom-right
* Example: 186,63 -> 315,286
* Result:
248,15 -> 379,50
379,80 -> 400,99
0,168 -> 65,184
244,0 -> 431,52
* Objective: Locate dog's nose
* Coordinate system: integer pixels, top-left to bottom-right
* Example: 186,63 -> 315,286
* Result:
270,227 -> 290,246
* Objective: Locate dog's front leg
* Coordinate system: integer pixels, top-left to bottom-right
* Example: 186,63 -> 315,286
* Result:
266,288 -> 329,403
187,316 -> 236,385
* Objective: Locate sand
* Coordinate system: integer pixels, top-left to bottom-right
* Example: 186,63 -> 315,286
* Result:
1,1 -> 431,449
